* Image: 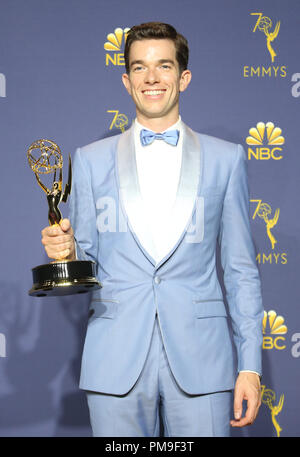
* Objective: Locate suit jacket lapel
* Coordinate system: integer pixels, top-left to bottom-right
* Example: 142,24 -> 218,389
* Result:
116,123 -> 157,265
155,122 -> 202,269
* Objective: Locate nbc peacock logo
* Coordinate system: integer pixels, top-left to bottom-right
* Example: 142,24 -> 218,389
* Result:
104,27 -> 130,66
246,122 -> 285,160
263,310 -> 287,350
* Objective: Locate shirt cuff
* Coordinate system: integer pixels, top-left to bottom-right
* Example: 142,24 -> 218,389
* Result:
239,370 -> 261,379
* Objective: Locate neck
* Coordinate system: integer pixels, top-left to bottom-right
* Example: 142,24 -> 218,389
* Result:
136,112 -> 180,132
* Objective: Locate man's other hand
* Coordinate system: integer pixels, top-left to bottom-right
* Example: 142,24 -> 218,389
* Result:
230,372 -> 261,428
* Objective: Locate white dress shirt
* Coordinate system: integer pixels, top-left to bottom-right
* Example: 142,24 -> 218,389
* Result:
134,116 -> 183,264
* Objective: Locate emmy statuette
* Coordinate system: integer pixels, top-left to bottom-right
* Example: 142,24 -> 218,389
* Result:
27,139 -> 101,297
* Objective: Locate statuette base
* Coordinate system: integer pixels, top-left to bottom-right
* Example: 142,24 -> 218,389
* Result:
29,260 -> 101,297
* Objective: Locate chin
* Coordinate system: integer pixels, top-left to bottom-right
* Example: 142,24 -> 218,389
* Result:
140,109 -> 169,119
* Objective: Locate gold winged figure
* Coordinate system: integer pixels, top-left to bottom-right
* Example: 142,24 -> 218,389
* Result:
261,386 -> 284,437
27,139 -> 72,226
258,16 -> 280,62
257,203 -> 279,250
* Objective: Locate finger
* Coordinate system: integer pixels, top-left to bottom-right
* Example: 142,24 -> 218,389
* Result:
231,396 -> 258,427
230,416 -> 251,427
42,234 -> 74,246
230,410 -> 255,427
41,224 -> 64,237
55,248 -> 71,260
59,218 -> 73,233
45,240 -> 73,254
57,248 -> 71,259
233,388 -> 244,421
45,236 -> 73,251
253,395 -> 262,421
45,246 -> 71,260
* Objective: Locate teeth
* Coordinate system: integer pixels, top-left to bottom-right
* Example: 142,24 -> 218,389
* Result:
143,90 -> 164,95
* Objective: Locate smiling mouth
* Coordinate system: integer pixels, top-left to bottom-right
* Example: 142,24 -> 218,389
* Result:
142,89 -> 166,95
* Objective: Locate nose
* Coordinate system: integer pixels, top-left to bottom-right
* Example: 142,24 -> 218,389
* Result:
145,67 -> 159,84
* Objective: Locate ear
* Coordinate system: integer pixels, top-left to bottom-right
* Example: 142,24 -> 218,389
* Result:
122,73 -> 132,95
179,69 -> 192,93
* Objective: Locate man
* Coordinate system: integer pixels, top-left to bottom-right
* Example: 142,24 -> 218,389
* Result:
41,22 -> 263,437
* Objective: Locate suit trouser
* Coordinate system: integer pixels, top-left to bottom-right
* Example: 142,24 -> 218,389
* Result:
86,316 -> 232,437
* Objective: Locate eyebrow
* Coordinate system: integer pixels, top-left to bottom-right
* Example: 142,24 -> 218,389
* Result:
130,59 -> 175,68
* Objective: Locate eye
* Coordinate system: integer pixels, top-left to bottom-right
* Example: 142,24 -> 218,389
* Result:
133,65 -> 144,72
161,64 -> 171,69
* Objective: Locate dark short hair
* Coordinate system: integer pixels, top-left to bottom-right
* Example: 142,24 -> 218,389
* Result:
124,22 -> 189,74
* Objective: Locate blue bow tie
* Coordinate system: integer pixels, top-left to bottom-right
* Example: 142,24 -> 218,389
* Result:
140,129 -> 180,147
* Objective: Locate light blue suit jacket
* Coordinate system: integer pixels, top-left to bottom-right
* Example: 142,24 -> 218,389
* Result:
69,122 -> 263,396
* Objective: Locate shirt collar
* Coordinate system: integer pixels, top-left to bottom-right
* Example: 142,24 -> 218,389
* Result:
134,115 -> 182,135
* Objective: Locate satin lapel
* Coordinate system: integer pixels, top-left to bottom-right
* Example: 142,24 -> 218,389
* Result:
116,124 -> 157,265
155,123 -> 202,270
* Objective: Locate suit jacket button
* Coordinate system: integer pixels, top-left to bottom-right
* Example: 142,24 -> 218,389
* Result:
154,276 -> 161,285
